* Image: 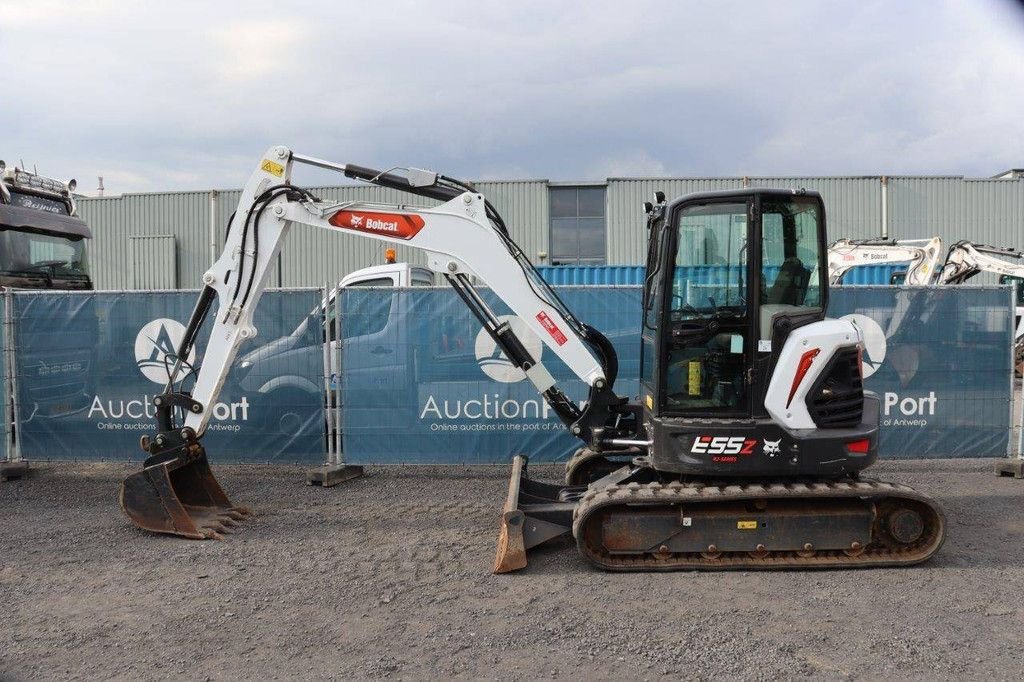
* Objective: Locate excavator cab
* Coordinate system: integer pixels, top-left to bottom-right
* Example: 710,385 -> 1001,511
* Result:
642,190 -> 878,479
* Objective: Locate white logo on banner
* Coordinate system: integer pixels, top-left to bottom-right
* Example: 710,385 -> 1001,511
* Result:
134,318 -> 197,384
841,313 -> 886,378
474,315 -> 543,383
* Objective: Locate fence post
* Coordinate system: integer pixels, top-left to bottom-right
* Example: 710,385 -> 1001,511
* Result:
334,284 -> 343,466
319,282 -> 336,464
1,290 -> 28,481
995,280 -> 1024,477
306,282 -> 363,487
1014,279 -> 1021,459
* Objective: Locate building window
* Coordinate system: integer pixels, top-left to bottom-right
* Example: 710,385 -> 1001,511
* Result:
549,186 -> 606,265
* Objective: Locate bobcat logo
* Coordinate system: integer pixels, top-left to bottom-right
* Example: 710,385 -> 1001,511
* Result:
763,438 -> 782,457
349,215 -> 364,227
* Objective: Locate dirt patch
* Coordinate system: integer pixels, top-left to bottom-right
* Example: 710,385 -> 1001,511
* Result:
2,458 -> 1024,680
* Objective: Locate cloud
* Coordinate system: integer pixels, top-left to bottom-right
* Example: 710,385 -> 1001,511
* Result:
2,0 -> 1023,194
208,19 -> 308,81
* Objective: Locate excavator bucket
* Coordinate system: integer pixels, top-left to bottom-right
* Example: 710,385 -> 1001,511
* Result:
493,455 -> 575,573
119,448 -> 251,540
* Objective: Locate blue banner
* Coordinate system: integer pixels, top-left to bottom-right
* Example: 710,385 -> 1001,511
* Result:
341,285 -> 1013,463
340,287 -> 640,464
827,286 -> 1014,457
11,290 -> 325,463
7,284 -> 1014,464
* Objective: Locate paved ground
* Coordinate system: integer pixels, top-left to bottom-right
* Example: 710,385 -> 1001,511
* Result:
2,457 -> 1024,681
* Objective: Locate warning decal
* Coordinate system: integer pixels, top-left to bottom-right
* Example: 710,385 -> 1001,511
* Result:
535,311 -> 568,346
261,159 -> 285,177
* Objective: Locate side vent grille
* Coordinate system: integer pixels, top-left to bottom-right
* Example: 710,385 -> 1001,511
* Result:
807,347 -> 863,428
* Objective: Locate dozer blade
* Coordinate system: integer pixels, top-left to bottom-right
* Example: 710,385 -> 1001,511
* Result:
493,455 -> 579,574
119,447 -> 251,540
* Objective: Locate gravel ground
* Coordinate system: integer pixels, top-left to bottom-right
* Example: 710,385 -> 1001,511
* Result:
2,457 -> 1024,681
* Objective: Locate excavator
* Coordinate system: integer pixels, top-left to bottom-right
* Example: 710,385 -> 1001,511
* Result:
827,237 -> 943,285
938,241 -> 1024,375
826,236 -> 1023,378
119,146 -> 946,573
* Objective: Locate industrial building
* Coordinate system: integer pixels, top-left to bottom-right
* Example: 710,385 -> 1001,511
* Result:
76,173 -> 1024,290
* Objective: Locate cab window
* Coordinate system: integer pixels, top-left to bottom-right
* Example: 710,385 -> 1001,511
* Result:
329,277 -> 394,340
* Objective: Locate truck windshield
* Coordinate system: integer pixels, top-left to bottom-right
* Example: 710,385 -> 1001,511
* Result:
0,229 -> 90,281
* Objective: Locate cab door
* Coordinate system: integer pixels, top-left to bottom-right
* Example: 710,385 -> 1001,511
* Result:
658,199 -> 754,418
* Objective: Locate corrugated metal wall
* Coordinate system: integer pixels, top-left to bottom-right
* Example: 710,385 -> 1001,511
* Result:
605,178 -> 743,264
746,177 -> 883,241
78,175 -> 1023,290
81,181 -> 546,290
77,191 -> 212,290
128,235 -> 176,289
888,177 -> 1024,246
536,265 -> 645,285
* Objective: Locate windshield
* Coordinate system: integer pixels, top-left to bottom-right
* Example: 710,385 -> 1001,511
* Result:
672,202 -> 748,320
0,229 -> 90,280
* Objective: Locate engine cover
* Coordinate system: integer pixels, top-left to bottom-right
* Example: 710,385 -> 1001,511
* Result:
648,394 -> 880,477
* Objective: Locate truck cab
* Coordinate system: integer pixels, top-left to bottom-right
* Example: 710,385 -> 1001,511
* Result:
0,161 -> 95,425
0,161 -> 92,290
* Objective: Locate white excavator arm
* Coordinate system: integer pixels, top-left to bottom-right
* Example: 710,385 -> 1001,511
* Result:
827,237 -> 943,286
937,241 -> 1024,371
937,240 -> 1024,284
154,146 -> 636,451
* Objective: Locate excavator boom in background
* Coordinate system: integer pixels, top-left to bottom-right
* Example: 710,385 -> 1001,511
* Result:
827,237 -> 943,285
120,147 -> 945,573
938,241 -> 1024,373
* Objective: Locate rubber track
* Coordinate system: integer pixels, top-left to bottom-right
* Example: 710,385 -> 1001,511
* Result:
572,478 -> 945,571
564,447 -> 637,485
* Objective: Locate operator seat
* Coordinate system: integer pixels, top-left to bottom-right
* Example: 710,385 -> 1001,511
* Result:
766,257 -> 809,306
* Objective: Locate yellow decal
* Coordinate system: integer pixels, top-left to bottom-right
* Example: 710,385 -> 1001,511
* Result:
737,520 -> 758,530
645,394 -> 653,409
688,361 -> 701,396
261,159 -> 285,177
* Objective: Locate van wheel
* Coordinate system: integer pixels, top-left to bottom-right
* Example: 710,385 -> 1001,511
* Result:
259,388 -> 314,438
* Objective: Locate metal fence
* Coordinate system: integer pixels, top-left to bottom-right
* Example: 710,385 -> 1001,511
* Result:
1,285 -> 1018,467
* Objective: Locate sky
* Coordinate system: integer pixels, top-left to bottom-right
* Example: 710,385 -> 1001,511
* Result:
2,0 -> 1024,195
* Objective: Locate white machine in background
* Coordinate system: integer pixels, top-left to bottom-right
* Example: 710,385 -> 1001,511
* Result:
827,237 -> 944,286
938,241 -> 1024,373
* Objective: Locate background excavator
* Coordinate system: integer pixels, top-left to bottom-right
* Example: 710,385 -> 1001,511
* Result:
827,237 -> 943,285
119,146 -> 946,573
827,236 -> 1023,376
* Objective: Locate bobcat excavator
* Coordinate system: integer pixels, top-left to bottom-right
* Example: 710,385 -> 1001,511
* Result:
827,237 -> 943,285
120,146 -> 946,573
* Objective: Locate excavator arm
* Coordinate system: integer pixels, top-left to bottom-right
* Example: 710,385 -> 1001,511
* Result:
937,240 -> 1024,284
827,237 -> 943,286
120,146 -> 640,540
938,241 -> 1024,374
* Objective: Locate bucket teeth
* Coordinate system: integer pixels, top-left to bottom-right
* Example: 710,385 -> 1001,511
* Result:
119,447 -> 253,540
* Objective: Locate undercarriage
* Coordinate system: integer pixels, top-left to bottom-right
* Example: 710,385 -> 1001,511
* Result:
495,455 -> 945,573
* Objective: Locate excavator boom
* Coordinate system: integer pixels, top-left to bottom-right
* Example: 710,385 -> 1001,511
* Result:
120,146 -> 639,539
827,237 -> 943,285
